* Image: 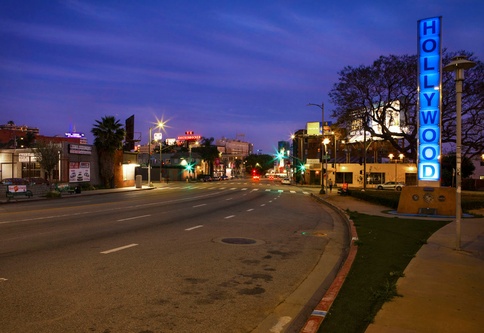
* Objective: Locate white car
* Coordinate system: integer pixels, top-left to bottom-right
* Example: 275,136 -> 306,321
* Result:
281,178 -> 291,185
376,182 -> 405,191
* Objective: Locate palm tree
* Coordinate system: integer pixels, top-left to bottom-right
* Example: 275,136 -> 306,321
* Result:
91,116 -> 125,188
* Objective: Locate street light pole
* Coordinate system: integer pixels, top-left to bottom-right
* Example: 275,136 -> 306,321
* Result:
444,55 -> 476,251
148,127 -> 152,186
148,119 -> 168,187
307,102 -> 325,194
323,138 -> 330,193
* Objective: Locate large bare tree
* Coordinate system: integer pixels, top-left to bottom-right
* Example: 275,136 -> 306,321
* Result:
33,141 -> 60,182
329,50 -> 484,160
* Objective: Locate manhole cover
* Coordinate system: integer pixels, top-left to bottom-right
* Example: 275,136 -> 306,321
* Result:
222,237 -> 257,245
213,237 -> 264,246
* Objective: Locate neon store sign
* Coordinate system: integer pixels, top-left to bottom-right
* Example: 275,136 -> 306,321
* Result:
417,17 -> 442,182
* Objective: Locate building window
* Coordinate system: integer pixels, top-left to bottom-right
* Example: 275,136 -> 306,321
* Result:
367,172 -> 385,184
336,172 -> 353,184
21,162 -> 41,178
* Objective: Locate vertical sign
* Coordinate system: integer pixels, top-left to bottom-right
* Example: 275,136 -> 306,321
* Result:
417,17 -> 442,184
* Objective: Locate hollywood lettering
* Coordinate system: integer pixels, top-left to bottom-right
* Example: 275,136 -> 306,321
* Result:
418,17 -> 442,182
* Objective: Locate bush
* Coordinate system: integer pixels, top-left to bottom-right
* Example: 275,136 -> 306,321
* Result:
349,189 -> 401,209
45,190 -> 61,199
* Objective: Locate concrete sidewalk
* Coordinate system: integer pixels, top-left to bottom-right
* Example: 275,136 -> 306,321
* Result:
320,191 -> 484,333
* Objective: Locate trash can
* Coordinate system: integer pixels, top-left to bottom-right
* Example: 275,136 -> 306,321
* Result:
135,175 -> 142,188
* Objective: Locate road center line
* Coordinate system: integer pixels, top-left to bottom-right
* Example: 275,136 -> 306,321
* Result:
101,243 -> 138,254
193,204 -> 207,208
117,215 -> 151,222
247,208 -> 254,212
185,225 -> 204,231
225,215 -> 235,219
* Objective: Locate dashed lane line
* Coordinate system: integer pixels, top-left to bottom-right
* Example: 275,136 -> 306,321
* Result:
101,243 -> 138,254
116,214 -> 151,222
185,225 -> 204,231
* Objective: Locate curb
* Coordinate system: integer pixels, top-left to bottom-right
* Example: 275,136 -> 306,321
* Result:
300,195 -> 359,333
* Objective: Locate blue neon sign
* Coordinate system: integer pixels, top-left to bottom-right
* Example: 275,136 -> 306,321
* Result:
417,17 -> 442,182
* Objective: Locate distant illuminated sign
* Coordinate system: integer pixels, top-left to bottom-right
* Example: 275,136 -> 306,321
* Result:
307,121 -> 332,136
307,122 -> 321,136
417,17 -> 442,183
166,138 -> 176,146
68,144 -> 92,155
153,132 -> 162,141
177,135 -> 201,141
65,132 -> 85,138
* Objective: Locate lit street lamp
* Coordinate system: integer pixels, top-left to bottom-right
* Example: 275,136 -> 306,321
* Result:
389,153 -> 404,182
443,55 -> 476,251
148,120 -> 168,187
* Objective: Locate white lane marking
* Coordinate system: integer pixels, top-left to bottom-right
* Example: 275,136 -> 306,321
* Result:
252,189 -> 259,191
246,208 -> 254,212
185,225 -> 204,231
0,278 -> 8,282
265,189 -> 271,192
225,215 -> 235,219
0,191 -> 229,225
230,188 -> 237,190
290,191 -> 296,193
270,316 -> 292,333
260,204 -> 266,207
226,198 -> 233,201
117,214 -> 151,222
101,243 -> 138,254
241,188 -> 248,191
193,204 -> 207,208
303,191 -> 309,195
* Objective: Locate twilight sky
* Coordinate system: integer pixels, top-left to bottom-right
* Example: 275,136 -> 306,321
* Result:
1,0 -> 483,154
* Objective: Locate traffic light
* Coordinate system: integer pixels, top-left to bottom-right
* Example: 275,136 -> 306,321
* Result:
299,164 -> 306,174
185,163 -> 194,172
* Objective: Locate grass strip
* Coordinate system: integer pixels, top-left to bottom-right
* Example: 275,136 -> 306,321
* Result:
318,212 -> 450,333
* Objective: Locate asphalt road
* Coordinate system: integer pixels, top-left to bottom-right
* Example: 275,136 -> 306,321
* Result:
0,180 -> 347,333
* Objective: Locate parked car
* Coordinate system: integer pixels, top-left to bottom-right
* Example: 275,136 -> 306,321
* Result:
0,178 -> 30,185
376,182 -> 405,191
201,175 -> 212,182
23,177 -> 49,185
281,178 -> 291,185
